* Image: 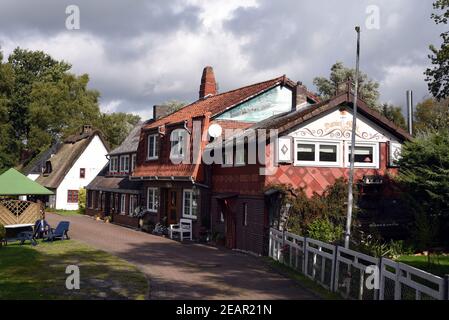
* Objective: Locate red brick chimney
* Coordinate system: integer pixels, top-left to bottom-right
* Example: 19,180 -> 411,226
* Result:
199,66 -> 217,99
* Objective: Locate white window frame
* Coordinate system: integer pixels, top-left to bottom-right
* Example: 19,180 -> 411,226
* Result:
294,139 -> 342,167
129,194 -> 137,216
131,153 -> 137,172
119,155 -> 130,173
344,141 -> 379,169
182,189 -> 198,220
109,156 -> 118,173
146,187 -> 159,212
120,194 -> 126,214
147,134 -> 159,160
170,129 -> 187,160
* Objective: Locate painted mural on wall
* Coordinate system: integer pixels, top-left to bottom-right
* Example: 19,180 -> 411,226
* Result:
289,107 -> 395,142
216,86 -> 292,122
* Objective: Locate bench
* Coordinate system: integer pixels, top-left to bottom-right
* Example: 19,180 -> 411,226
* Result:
169,218 -> 192,241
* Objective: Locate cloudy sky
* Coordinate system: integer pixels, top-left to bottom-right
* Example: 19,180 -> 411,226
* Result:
0,0 -> 444,119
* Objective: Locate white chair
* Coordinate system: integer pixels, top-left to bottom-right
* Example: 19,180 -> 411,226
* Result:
169,218 -> 192,241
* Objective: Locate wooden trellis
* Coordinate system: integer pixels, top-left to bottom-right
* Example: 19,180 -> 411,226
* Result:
0,199 -> 43,226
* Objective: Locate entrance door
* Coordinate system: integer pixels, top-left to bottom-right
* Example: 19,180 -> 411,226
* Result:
225,207 -> 236,249
167,189 -> 178,225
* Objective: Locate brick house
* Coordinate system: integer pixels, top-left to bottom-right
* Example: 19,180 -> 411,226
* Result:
208,89 -> 412,255
131,66 -> 319,239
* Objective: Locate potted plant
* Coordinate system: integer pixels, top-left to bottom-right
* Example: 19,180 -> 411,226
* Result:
104,216 -> 112,224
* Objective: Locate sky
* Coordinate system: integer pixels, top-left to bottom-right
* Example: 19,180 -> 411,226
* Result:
0,0 -> 445,120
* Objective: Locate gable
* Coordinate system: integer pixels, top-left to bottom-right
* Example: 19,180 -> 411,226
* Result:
215,86 -> 293,122
285,106 -> 399,143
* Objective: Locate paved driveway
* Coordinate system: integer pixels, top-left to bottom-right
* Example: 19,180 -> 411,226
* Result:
47,213 -> 318,300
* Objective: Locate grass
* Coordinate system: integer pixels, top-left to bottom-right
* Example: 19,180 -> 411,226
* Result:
0,239 -> 148,300
46,209 -> 82,216
263,257 -> 342,300
396,255 -> 449,277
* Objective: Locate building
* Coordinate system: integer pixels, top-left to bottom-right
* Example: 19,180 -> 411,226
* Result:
131,66 -> 319,239
32,125 -> 109,210
85,123 -> 143,227
209,88 -> 412,255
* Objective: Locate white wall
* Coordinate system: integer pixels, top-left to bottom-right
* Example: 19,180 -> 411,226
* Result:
27,173 -> 40,181
55,135 -> 108,210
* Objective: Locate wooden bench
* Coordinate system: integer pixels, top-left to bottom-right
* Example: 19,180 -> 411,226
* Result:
169,218 -> 192,241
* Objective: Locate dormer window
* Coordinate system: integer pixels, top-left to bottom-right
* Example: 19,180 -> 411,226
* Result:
43,160 -> 52,175
119,155 -> 130,173
109,156 -> 118,173
131,154 -> 137,172
147,134 -> 159,160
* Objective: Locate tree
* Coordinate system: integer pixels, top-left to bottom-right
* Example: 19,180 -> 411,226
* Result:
425,0 -> 449,100
313,62 -> 380,110
158,100 -> 186,115
397,130 -> 449,244
97,112 -> 141,150
380,103 -> 407,130
414,97 -> 449,132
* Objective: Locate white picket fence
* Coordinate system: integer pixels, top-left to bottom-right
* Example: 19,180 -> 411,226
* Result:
268,228 -> 449,300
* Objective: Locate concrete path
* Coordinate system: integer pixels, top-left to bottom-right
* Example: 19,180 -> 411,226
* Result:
47,213 -> 318,300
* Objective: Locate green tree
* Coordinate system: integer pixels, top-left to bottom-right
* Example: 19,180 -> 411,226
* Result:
159,100 -> 186,116
414,97 -> 449,132
397,130 -> 449,244
425,0 -> 449,100
313,62 -> 380,110
380,103 -> 407,130
97,112 -> 141,150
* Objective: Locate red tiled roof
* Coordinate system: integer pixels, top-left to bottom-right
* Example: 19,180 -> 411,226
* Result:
211,119 -> 254,131
144,75 -> 317,130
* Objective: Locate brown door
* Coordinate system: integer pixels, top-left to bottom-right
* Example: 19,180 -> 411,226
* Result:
167,189 -> 178,225
225,208 -> 236,249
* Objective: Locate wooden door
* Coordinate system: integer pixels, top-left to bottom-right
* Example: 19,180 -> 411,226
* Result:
167,189 -> 178,225
225,208 -> 236,249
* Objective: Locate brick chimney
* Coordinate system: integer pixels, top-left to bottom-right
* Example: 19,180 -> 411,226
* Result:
292,81 -> 308,111
199,66 -> 217,99
82,124 -> 93,135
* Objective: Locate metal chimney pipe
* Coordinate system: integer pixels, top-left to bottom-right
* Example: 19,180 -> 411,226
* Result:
406,90 -> 413,135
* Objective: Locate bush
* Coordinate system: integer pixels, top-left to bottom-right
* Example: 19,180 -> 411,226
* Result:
306,218 -> 343,243
78,188 -> 86,214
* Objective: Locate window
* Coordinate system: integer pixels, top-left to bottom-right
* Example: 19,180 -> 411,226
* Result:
80,168 -> 86,179
147,134 -> 159,160
295,140 -> 341,166
243,203 -> 248,226
44,160 -> 52,175
129,195 -> 138,216
183,189 -> 199,219
345,143 -> 379,168
67,190 -> 79,203
170,130 -> 186,159
87,191 -> 93,209
131,154 -> 137,172
235,145 -> 246,166
120,194 -> 126,214
147,188 -> 159,212
119,155 -> 130,173
110,156 -> 118,173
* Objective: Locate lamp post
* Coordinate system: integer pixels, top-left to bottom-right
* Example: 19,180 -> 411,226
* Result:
344,26 -> 361,249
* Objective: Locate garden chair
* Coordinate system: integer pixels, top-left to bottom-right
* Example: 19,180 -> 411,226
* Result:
169,218 -> 192,241
43,221 -> 70,241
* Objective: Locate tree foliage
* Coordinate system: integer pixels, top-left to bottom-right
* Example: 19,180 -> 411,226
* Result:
0,47 -> 140,172
414,97 -> 449,133
313,62 -> 380,110
380,103 -> 407,130
425,0 -> 449,100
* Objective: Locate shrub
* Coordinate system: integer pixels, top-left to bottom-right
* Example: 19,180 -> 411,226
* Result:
306,218 -> 343,243
78,188 -> 86,214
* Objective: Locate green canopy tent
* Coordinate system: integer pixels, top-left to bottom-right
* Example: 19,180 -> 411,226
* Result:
0,168 -> 53,227
0,168 -> 53,196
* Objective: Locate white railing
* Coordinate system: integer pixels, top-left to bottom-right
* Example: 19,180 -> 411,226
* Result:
268,227 -> 449,300
379,258 -> 446,300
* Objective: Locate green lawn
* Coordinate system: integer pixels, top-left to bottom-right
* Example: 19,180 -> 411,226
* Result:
396,255 -> 449,277
0,240 -> 148,300
46,209 -> 82,216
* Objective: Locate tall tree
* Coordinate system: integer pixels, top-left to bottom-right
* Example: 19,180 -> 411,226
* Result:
97,112 -> 141,150
380,103 -> 407,130
414,97 -> 449,132
425,0 -> 449,100
313,62 -> 380,110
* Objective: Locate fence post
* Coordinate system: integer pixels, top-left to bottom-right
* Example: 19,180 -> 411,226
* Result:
304,237 -> 308,277
394,261 -> 401,300
376,257 -> 382,300
444,274 -> 449,300
330,244 -> 338,292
